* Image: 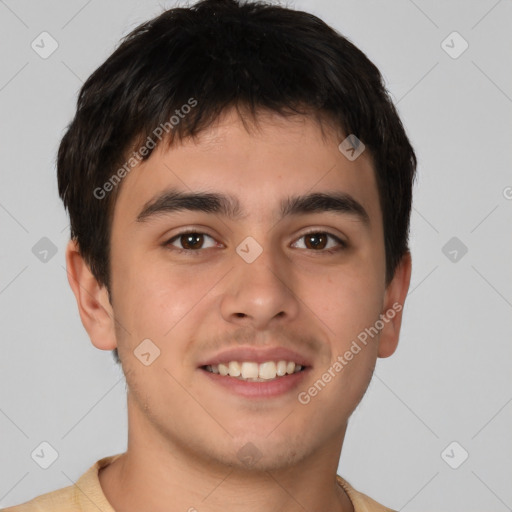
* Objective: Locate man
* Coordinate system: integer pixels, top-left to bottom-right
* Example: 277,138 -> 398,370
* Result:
3,0 -> 415,510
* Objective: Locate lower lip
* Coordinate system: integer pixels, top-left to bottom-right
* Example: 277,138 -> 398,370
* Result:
200,368 -> 310,399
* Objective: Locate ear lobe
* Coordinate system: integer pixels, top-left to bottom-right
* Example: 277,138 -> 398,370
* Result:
377,251 -> 412,358
65,239 -> 117,351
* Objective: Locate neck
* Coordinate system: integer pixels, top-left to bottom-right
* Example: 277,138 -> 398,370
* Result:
99,395 -> 354,512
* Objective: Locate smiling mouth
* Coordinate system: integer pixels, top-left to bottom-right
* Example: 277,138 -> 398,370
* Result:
201,360 -> 306,382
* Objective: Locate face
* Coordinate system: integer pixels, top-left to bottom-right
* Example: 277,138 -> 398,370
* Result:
80,108 -> 408,471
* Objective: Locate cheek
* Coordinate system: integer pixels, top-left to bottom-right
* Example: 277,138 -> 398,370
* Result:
318,268 -> 383,398
114,252 -> 222,339
302,273 -> 381,411
313,265 -> 384,338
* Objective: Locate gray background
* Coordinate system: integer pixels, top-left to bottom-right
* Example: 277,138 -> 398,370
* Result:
1,0 -> 511,510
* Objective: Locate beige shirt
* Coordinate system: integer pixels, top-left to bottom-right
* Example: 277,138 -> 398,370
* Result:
2,453 -> 396,512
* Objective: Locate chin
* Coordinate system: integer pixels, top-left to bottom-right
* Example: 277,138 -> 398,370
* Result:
223,435 -> 314,473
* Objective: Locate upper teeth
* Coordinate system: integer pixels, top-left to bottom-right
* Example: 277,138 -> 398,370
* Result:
205,361 -> 303,381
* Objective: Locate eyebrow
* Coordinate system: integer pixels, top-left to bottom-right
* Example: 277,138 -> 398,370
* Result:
136,188 -> 370,227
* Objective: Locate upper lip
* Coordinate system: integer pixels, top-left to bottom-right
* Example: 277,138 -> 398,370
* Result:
198,346 -> 312,368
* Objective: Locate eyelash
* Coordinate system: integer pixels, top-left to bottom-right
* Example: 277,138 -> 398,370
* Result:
164,229 -> 347,255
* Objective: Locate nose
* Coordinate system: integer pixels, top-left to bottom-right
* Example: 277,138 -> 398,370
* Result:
220,243 -> 300,331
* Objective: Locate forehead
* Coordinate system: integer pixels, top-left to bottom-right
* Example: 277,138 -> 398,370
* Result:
112,108 -> 381,228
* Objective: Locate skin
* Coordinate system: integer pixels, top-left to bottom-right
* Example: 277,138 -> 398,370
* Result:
66,107 -> 411,512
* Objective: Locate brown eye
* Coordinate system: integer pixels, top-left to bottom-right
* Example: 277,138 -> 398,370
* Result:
292,231 -> 346,252
166,232 -> 217,251
304,233 -> 328,250
180,233 -> 204,250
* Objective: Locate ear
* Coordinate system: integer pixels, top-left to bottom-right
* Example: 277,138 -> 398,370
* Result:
377,251 -> 412,358
65,239 -> 117,351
